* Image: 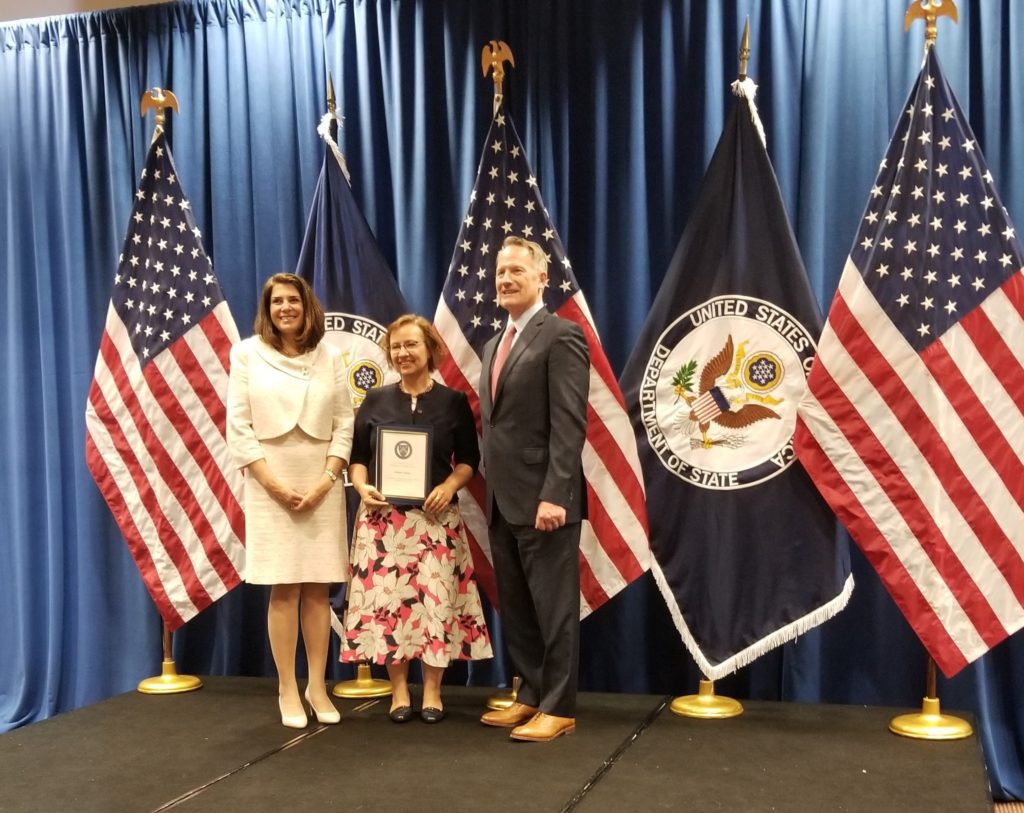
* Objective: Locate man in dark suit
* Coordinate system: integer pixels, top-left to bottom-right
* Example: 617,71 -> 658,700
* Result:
478,235 -> 590,742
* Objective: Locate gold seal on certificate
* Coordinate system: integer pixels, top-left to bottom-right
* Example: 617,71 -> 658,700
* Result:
375,425 -> 432,505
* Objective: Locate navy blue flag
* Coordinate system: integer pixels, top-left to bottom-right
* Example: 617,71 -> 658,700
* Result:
295,112 -> 409,634
295,113 -> 408,406
619,81 -> 853,679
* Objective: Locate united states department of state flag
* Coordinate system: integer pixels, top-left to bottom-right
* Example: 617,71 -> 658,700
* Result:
295,111 -> 408,636
796,48 -> 1024,677
620,80 -> 852,680
85,133 -> 245,630
433,100 -> 650,616
296,111 -> 407,408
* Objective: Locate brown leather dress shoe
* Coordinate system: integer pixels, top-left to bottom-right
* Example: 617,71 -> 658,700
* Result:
509,713 -> 576,742
479,702 -> 540,728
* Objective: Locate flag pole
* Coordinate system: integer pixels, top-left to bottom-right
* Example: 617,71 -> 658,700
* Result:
477,39 -> 522,711
669,21 -> 755,721
738,15 -> 750,81
882,0 -> 972,743
317,71 -> 392,702
138,623 -> 202,694
889,656 -> 972,740
132,87 -> 202,696
903,0 -> 958,53
139,87 -> 179,145
481,39 -> 515,118
670,679 -> 742,719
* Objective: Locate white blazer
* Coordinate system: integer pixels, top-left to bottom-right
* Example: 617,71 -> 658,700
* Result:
227,336 -> 353,469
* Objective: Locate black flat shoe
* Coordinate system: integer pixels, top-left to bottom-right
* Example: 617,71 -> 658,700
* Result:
389,705 -> 413,723
420,706 -> 445,724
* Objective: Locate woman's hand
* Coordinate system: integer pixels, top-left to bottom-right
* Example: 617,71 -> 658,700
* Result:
356,482 -> 389,510
422,483 -> 454,517
247,460 -> 303,510
265,478 -> 304,510
294,473 -> 335,512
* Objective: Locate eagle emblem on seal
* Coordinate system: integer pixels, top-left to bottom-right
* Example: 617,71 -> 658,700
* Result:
672,334 -> 783,449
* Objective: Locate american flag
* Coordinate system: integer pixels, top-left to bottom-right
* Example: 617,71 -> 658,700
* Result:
433,101 -> 650,616
795,48 -> 1024,677
85,132 -> 245,631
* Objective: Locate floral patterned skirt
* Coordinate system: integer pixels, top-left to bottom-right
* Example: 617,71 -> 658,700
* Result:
340,503 -> 493,667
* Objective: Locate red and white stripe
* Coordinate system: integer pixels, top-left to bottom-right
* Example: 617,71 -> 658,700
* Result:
85,301 -> 245,630
691,390 -> 724,424
435,292 -> 650,618
795,259 -> 1024,676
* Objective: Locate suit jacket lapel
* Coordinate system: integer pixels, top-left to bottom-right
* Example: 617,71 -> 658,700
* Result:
481,335 -> 498,411
492,308 -> 547,404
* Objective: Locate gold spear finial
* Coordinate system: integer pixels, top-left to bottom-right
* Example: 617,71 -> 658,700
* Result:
738,17 -> 750,81
140,87 -> 179,144
481,40 -> 515,117
904,0 -> 959,50
326,72 -> 337,118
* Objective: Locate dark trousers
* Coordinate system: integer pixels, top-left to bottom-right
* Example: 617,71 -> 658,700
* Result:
488,511 -> 581,718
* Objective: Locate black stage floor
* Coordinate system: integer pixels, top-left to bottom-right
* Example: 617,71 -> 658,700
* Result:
0,677 -> 991,812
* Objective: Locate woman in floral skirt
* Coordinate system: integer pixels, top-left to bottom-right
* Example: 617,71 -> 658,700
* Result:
341,314 -> 492,723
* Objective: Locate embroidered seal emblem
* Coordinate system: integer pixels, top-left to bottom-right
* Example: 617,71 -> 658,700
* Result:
639,295 -> 817,490
322,312 -> 396,407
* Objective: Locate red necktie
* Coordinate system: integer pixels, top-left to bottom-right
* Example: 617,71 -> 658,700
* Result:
490,325 -> 517,400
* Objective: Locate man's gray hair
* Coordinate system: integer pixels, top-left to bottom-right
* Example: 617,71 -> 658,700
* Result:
501,235 -> 549,277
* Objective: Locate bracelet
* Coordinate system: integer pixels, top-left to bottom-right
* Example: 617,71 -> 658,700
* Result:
324,468 -> 338,483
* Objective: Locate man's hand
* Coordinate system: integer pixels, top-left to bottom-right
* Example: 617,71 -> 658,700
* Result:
535,500 -> 566,532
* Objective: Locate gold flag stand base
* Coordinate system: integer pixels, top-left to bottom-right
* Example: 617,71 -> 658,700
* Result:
889,696 -> 973,740
137,658 -> 202,694
486,676 -> 521,711
670,679 -> 743,719
332,663 -> 392,699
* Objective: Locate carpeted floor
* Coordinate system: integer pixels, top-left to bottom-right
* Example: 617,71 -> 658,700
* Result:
0,677 -> 992,812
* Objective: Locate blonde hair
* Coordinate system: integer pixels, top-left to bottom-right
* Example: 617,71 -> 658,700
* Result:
500,235 -> 549,278
380,314 -> 446,372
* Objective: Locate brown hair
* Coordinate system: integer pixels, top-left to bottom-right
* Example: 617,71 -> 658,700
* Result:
500,235 -> 549,278
253,273 -> 325,352
380,314 -> 446,372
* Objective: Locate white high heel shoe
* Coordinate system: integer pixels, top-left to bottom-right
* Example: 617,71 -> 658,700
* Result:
279,695 -> 309,729
305,687 -> 341,725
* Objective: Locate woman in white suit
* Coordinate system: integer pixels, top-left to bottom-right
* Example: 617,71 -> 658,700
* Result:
227,273 -> 353,729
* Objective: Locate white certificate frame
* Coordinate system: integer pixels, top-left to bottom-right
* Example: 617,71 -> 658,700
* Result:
375,425 -> 432,506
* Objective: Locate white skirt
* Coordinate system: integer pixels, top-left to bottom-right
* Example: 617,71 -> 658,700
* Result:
243,427 -> 348,584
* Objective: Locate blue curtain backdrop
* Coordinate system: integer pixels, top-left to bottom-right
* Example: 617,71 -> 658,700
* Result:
1,0 -> 1022,799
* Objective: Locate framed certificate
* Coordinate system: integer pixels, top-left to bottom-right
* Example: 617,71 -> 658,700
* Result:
375,425 -> 432,505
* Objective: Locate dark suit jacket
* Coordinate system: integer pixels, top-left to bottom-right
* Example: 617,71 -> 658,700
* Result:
479,307 -> 590,526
